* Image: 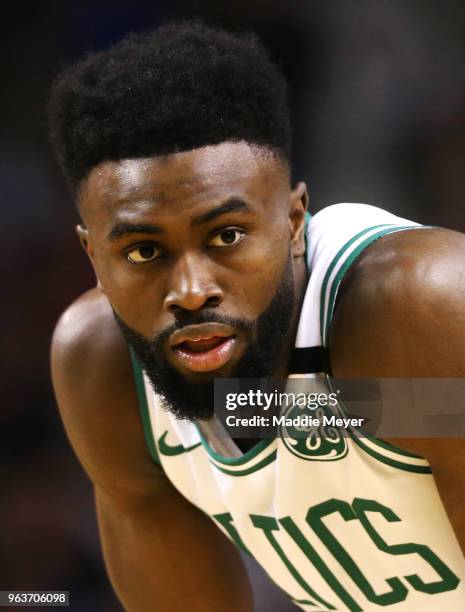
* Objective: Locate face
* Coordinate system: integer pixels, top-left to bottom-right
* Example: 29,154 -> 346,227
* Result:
78,142 -> 308,420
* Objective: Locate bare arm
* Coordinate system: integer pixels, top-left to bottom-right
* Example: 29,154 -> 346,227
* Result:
51,289 -> 253,612
330,227 -> 465,551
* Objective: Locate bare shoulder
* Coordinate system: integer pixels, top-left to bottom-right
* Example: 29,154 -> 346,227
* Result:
330,227 -> 465,377
51,287 -> 134,430
52,287 -> 127,376
51,288 -> 164,509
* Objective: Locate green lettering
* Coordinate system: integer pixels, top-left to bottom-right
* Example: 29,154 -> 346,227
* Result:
212,513 -> 252,556
279,516 -> 362,611
352,498 -> 460,595
307,499 -> 408,606
250,514 -> 336,610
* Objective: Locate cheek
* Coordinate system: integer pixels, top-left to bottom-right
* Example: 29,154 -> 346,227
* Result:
93,252 -> 165,331
224,236 -> 290,316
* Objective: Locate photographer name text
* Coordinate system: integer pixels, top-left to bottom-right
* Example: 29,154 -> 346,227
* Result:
225,414 -> 365,428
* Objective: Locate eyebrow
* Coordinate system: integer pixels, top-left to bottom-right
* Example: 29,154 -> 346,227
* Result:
107,223 -> 163,241
190,198 -> 251,227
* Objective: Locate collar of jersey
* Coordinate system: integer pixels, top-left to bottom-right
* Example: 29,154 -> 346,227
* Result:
193,423 -> 276,467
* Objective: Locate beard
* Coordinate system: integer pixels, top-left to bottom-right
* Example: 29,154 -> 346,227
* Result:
114,252 -> 295,421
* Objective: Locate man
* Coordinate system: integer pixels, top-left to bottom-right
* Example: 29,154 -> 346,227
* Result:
49,21 -> 465,611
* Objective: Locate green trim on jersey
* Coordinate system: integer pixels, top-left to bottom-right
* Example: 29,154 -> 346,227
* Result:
362,433 -> 425,459
210,449 -> 278,477
351,436 -> 432,474
129,350 -> 161,465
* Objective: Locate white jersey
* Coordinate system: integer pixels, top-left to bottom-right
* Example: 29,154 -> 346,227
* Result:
131,203 -> 465,611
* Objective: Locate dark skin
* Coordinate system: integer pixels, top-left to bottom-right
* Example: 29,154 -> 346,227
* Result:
51,141 -> 465,611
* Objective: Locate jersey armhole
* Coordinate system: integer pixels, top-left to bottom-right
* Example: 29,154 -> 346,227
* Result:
129,349 -> 161,466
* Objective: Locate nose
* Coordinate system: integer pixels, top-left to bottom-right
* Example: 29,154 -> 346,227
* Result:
163,253 -> 223,314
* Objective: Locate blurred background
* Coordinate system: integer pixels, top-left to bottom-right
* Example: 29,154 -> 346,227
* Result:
2,0 -> 464,609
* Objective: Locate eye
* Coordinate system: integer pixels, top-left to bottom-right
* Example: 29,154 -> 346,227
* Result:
209,228 -> 245,248
126,244 -> 160,264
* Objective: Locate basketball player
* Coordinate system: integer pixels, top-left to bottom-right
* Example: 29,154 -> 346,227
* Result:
49,22 -> 465,611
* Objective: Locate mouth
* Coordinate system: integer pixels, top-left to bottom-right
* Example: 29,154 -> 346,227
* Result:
170,323 -> 238,373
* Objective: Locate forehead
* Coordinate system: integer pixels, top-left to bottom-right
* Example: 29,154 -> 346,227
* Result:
78,142 -> 289,225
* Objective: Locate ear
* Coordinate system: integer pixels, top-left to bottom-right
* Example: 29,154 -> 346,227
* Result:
288,182 -> 309,257
76,224 -> 92,256
76,224 -> 104,292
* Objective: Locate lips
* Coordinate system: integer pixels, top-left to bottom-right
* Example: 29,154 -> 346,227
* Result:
170,323 -> 238,373
179,336 -> 228,353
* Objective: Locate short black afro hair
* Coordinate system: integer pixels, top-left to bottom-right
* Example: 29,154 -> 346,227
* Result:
48,20 -> 291,193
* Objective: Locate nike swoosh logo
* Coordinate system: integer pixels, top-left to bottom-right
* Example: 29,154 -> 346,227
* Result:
158,430 -> 202,456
